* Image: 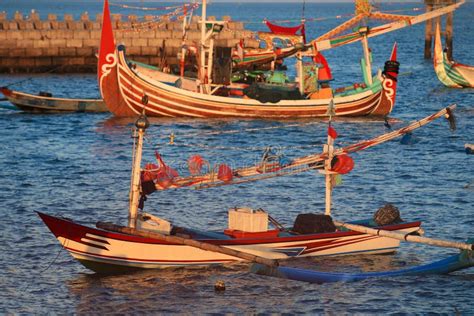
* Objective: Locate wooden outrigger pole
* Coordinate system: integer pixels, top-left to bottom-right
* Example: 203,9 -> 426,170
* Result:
333,220 -> 474,251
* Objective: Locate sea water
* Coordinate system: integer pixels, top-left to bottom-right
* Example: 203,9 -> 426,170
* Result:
0,1 -> 473,314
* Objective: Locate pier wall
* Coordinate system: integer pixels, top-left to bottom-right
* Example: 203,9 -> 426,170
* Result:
0,12 -> 259,73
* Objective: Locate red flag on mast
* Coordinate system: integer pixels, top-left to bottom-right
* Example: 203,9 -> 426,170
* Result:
265,20 -> 304,36
328,126 -> 338,140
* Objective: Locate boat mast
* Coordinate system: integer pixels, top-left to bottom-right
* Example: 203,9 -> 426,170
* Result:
128,114 -> 149,228
360,26 -> 373,86
198,0 -> 225,95
297,52 -> 304,95
180,3 -> 190,77
199,0 -> 208,93
323,100 -> 335,216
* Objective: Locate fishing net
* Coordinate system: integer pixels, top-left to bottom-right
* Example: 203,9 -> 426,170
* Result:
292,214 -> 336,234
373,203 -> 402,226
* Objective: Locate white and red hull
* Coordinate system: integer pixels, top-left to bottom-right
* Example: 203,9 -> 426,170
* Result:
38,212 -> 422,273
97,0 -> 398,118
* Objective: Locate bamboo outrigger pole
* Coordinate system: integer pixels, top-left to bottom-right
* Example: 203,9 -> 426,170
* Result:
128,114 -> 149,228
333,220 -> 474,251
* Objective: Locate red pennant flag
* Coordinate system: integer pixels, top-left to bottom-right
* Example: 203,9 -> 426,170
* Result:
328,126 -> 338,139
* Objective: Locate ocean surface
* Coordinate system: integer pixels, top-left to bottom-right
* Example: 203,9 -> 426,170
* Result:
1,1 -> 473,314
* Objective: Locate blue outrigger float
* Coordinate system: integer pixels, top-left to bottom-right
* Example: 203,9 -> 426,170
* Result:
252,240 -> 474,283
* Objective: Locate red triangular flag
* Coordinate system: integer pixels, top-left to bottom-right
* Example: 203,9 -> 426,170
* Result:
328,126 -> 338,139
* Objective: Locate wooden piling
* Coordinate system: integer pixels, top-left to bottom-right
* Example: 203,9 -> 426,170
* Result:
424,1 -> 434,59
424,0 -> 455,59
445,10 -> 453,60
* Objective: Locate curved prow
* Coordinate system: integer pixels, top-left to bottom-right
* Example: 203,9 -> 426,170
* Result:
389,42 -> 397,62
385,42 -> 399,82
371,42 -> 399,116
98,0 -> 116,86
433,22 -> 461,88
98,0 -> 135,116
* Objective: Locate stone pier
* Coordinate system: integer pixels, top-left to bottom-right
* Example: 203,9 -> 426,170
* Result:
0,11 -> 259,73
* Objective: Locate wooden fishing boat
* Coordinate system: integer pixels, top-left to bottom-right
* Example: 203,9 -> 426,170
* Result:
98,0 -> 400,118
98,0 -> 464,118
433,22 -> 474,88
0,87 -> 107,113
37,105 -> 457,274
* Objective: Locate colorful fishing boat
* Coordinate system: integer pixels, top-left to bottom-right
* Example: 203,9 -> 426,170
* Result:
38,105 -> 456,274
433,21 -> 474,88
99,0 -> 401,118
0,87 -> 107,113
98,0 -> 465,118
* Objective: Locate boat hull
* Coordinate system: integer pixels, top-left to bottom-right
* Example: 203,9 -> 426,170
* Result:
38,212 -> 422,273
99,46 -> 397,118
0,87 -> 107,113
97,0 -> 398,118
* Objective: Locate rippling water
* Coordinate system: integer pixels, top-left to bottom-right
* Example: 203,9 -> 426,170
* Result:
1,1 -> 473,314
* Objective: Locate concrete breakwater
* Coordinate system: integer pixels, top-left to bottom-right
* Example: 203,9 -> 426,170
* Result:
0,11 -> 259,73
